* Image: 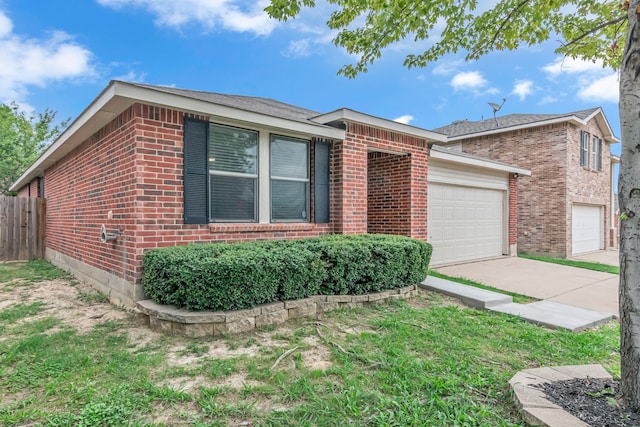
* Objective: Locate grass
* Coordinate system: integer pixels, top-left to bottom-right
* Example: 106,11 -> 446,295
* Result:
0,261 -> 621,426
428,270 -> 535,304
519,254 -> 620,274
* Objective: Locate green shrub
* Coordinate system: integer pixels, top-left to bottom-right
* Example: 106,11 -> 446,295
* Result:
142,234 -> 431,311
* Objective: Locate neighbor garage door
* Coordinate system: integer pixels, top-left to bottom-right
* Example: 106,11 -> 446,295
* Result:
428,183 -> 505,265
572,204 -> 603,254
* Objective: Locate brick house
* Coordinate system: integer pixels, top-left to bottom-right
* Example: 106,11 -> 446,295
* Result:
433,108 -> 619,258
11,81 -> 527,305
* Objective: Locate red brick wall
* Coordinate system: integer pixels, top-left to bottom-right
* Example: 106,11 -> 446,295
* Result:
460,120 -> 612,257
46,105 -> 140,285
44,104 -> 335,298
17,185 -> 30,197
344,123 -> 429,240
367,152 -> 411,236
16,178 -> 40,197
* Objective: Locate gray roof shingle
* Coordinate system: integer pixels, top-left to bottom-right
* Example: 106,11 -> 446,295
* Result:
433,107 -> 600,137
128,82 -> 322,125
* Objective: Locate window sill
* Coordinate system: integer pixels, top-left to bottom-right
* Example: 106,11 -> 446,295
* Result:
208,223 -> 316,234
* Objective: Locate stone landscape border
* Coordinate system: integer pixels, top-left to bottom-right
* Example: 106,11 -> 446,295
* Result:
509,364 -> 613,426
136,285 -> 418,337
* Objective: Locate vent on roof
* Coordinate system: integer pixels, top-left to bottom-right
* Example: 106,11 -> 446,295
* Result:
451,119 -> 467,125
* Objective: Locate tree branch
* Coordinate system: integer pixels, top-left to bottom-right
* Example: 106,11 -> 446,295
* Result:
562,16 -> 628,49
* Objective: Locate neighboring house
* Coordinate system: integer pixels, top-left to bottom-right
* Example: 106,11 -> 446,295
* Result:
11,81 -> 528,306
433,108 -> 620,258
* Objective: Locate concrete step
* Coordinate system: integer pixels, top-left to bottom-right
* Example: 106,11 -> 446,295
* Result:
491,300 -> 614,332
420,276 -> 512,309
421,275 -> 614,332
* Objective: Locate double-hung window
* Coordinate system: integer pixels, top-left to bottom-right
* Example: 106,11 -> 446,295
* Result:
594,137 -> 603,171
209,124 -> 258,222
580,131 -> 590,167
270,135 -> 310,222
591,135 -> 598,171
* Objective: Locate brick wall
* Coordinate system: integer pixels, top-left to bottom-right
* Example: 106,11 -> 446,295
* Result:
45,105 -> 140,287
43,105 -> 432,305
460,120 -> 612,257
367,152 -> 411,236
345,123 -> 429,240
509,173 -> 518,247
16,178 -> 40,197
44,104 -> 334,303
565,118 -> 611,253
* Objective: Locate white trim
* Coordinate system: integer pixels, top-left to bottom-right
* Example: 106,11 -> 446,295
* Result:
429,147 -> 531,176
311,108 -> 447,142
445,109 -> 620,144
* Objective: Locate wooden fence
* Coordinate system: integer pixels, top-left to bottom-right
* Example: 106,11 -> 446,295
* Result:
0,196 -> 46,261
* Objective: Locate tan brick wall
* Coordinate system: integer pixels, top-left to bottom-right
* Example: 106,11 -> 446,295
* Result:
459,120 -> 612,257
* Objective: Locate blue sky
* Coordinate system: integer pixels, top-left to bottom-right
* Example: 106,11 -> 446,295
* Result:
0,0 -> 621,160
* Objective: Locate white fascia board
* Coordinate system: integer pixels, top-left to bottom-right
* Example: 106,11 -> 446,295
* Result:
587,108 -> 620,143
430,148 -> 531,176
116,83 -> 345,140
611,154 -> 620,164
311,108 -> 447,142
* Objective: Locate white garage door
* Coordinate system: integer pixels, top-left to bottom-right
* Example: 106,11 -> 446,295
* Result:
572,205 -> 603,254
429,183 -> 505,265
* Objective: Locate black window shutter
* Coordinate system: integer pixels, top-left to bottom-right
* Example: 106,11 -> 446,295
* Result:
314,141 -> 330,223
183,118 -> 209,224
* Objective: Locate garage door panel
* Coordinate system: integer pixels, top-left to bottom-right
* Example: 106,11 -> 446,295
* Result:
429,183 -> 505,265
572,205 -> 602,255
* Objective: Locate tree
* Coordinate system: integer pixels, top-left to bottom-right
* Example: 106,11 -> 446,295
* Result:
267,0 -> 640,408
0,103 -> 67,195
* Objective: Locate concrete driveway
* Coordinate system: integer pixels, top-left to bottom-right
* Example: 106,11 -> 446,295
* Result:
433,255 -> 620,317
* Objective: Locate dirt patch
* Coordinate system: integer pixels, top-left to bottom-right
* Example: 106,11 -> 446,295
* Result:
1,279 -> 130,335
300,336 -> 332,370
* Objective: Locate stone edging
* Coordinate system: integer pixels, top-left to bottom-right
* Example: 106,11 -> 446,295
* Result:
509,364 -> 612,426
136,285 -> 418,337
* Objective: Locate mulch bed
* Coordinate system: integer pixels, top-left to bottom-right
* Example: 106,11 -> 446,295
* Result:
538,378 -> 640,426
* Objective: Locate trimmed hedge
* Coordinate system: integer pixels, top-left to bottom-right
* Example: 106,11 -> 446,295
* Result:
142,234 -> 432,311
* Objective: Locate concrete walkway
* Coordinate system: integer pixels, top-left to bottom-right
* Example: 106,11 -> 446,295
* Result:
571,249 -> 619,266
433,256 -> 619,318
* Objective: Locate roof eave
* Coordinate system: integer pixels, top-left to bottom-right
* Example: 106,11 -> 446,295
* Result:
312,108 -> 447,142
445,110 -> 620,143
11,81 -> 345,191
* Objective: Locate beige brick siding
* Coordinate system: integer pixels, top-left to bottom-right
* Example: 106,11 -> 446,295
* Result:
458,119 -> 612,258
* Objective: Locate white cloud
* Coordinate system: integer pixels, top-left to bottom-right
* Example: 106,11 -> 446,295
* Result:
432,59 -> 463,76
538,95 -> 558,105
282,39 -> 311,58
112,69 -> 147,82
542,56 -> 618,104
0,10 -> 94,106
542,57 -> 606,76
451,71 -> 487,91
97,0 -> 277,36
578,72 -> 619,103
511,80 -> 533,101
393,115 -> 414,125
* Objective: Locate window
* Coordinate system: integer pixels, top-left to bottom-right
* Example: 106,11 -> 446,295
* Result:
183,118 -> 327,225
591,135 -> 598,171
209,124 -> 258,222
580,131 -> 589,167
270,135 -> 310,222
595,137 -> 603,171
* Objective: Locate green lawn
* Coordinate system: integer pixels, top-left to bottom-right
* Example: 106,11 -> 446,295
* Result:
0,261 -> 620,426
519,254 -> 620,275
